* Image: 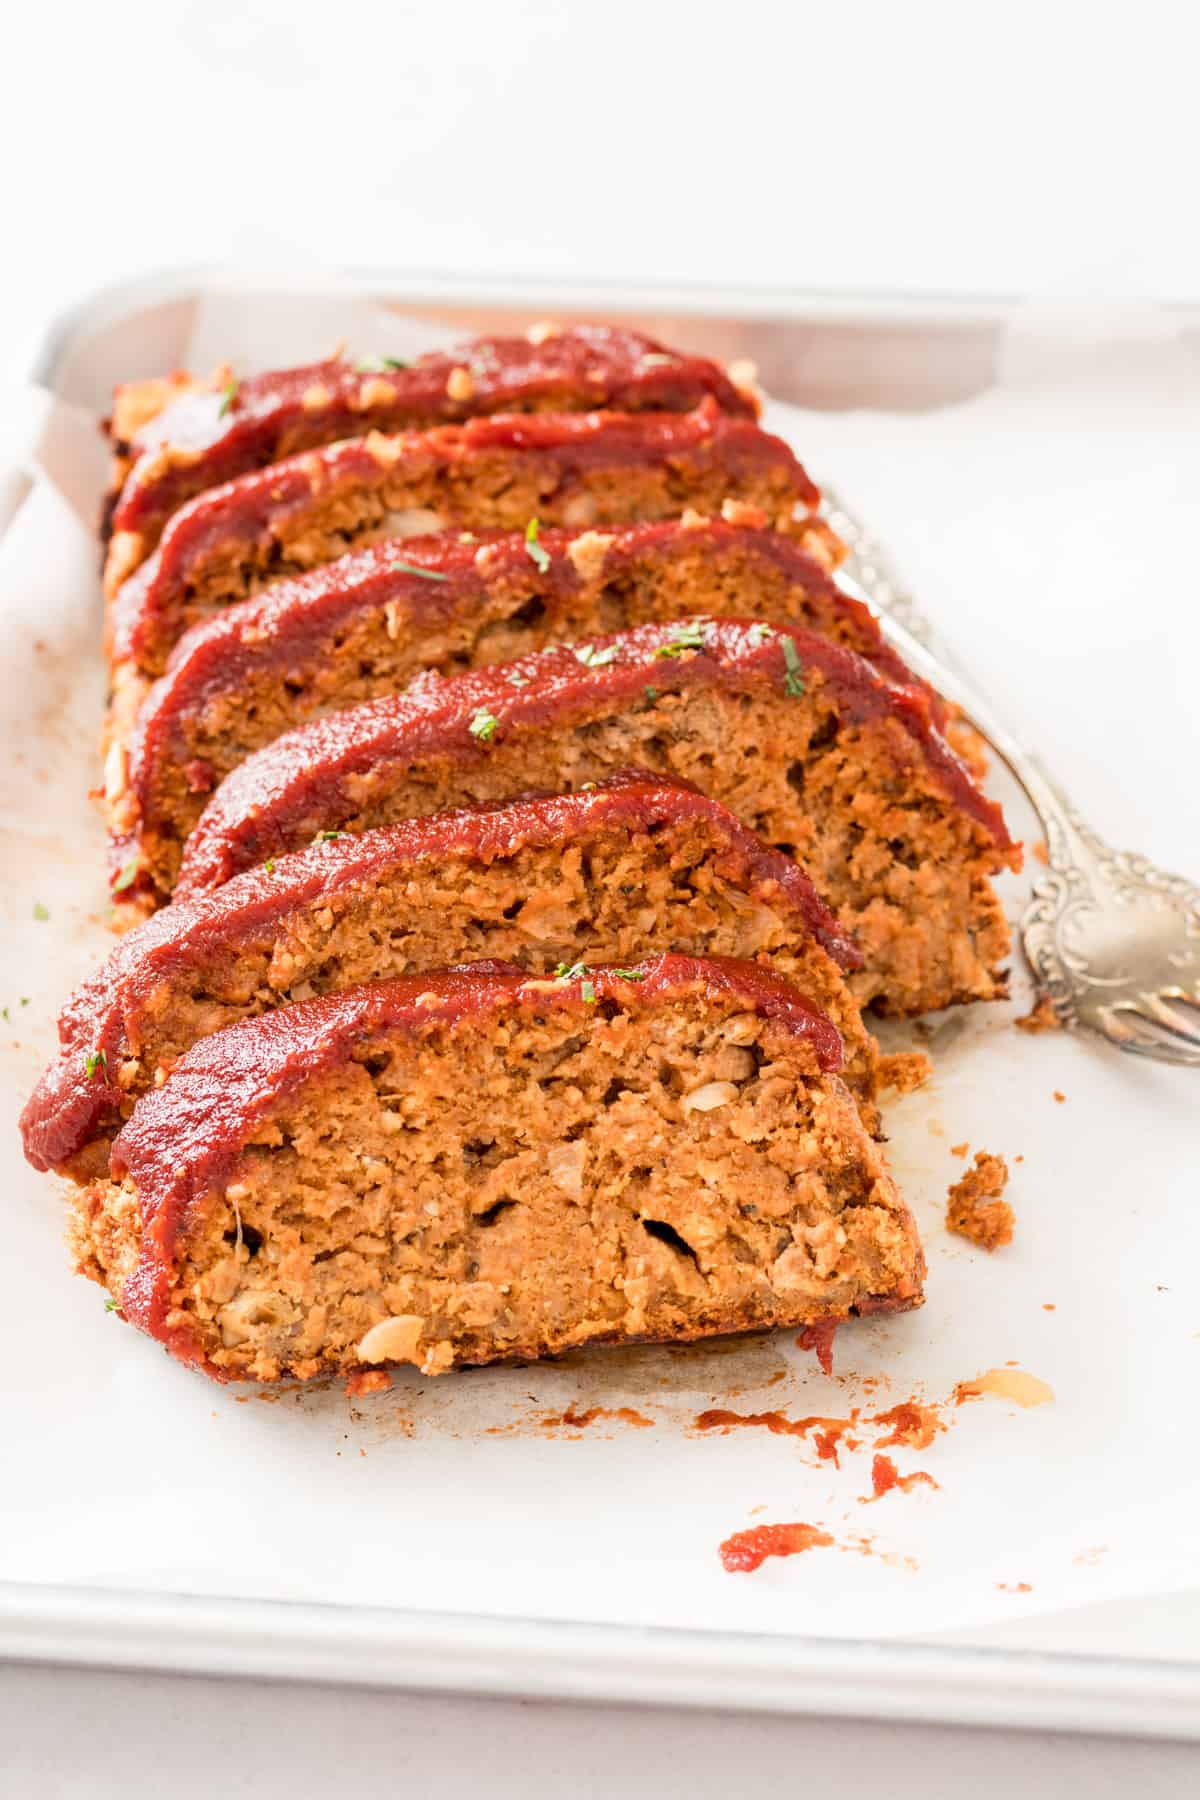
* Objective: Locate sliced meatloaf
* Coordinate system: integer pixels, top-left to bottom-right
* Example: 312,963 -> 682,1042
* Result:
104,324 -> 758,567
168,620 -> 1020,1016
68,955 -> 924,1383
104,398 -> 836,623
27,773 -> 880,1180
107,517 -> 919,874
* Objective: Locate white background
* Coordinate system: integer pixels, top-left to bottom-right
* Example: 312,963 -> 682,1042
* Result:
2,2 -> 1199,1793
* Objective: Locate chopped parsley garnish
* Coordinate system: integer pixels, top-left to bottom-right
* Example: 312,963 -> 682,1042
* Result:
312,830 -> 344,845
573,642 -> 618,668
32,902 -> 49,921
20,997 -> 29,1007
553,961 -> 588,982
654,621 -> 709,659
610,968 -> 647,981
504,670 -> 530,688
264,858 -> 276,875
218,378 -> 238,418
84,1049 -> 108,1081
112,856 -> 139,894
469,707 -> 498,742
781,636 -> 806,697
580,979 -> 597,1005
1,1008 -> 7,1023
748,621 -> 776,646
389,560 -> 450,582
524,516 -> 551,574
643,686 -> 658,701
354,354 -> 408,372
104,1297 -> 119,1313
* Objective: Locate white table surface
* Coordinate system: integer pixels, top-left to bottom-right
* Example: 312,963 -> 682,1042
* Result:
3,2 -> 1198,1790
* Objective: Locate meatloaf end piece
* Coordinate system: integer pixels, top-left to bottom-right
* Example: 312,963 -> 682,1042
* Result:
106,516 -> 918,877
27,772 -> 880,1180
68,955 -> 923,1383
169,619 -> 1020,1016
103,400 -> 838,641
105,324 -> 759,565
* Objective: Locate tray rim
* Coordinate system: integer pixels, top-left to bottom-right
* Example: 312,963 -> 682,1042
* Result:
28,261 -> 1200,397
9,263 -> 1200,1734
4,1578 -> 1200,1739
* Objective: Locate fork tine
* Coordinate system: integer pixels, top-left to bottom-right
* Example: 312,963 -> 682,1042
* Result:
1136,994 -> 1200,1050
1119,1036 -> 1200,1068
1159,987 -> 1200,1017
1110,1009 -> 1200,1066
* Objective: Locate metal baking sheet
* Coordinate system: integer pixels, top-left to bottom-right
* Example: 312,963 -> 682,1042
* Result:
2,269 -> 1198,1737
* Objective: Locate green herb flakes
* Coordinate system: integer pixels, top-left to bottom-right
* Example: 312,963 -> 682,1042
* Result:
264,858 -> 276,875
781,636 -> 806,697
218,378 -> 238,418
112,856 -> 139,894
654,621 -> 709,659
572,642 -> 618,668
748,621 -> 775,647
504,670 -> 530,688
32,902 -> 49,921
312,830 -> 344,845
469,708 -> 498,742
553,961 -> 588,982
389,561 -> 450,582
580,980 -> 597,1006
610,968 -> 647,982
355,354 -> 408,373
84,1048 -> 108,1081
643,686 -> 658,701
104,1297 -> 119,1314
524,516 -> 551,574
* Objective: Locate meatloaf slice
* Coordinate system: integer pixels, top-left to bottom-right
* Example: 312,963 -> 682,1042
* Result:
104,324 -> 758,567
28,773 -> 881,1180
169,619 -> 1020,1016
69,955 -> 924,1383
104,398 -> 837,628
107,517 -> 918,874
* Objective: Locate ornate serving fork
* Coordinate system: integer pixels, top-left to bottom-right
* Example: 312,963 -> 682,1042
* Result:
824,493 -> 1200,1067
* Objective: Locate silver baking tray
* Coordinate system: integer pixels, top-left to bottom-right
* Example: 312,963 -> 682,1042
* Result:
3,267 -> 1198,1738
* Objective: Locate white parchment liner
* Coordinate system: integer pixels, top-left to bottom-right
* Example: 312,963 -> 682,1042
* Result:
0,281 -> 1196,1646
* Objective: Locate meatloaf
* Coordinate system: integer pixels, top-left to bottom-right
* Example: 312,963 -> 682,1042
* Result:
27,773 -> 881,1179
169,619 -> 1020,1016
104,398 -> 837,623
104,324 -> 759,568
68,955 -> 924,1383
107,517 -> 919,879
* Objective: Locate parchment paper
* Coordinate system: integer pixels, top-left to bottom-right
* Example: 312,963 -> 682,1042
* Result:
0,282 -> 1196,1645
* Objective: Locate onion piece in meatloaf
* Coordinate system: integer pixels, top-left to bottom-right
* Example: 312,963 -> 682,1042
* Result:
167,619 -> 1021,1017
104,323 -> 759,569
68,955 -> 924,1384
103,399 -> 839,638
25,772 -> 880,1182
106,516 -> 923,885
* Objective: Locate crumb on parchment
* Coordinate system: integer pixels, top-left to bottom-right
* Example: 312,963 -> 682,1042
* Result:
345,1369 -> 392,1398
1015,993 -> 1061,1034
877,1051 -> 932,1095
946,1152 -> 1014,1251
